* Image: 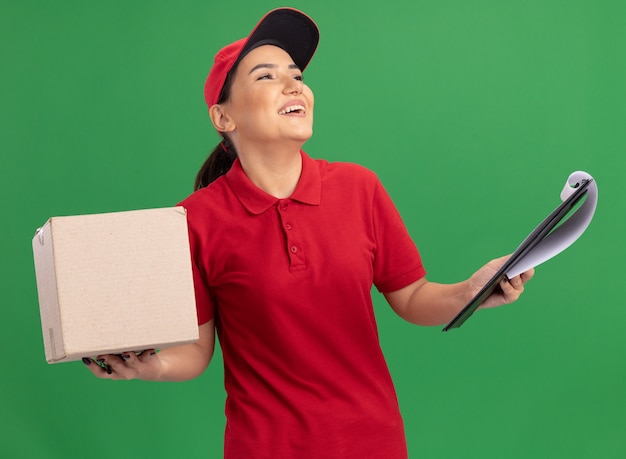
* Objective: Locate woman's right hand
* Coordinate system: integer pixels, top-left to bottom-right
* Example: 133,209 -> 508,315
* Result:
82,349 -> 163,381
81,320 -> 216,382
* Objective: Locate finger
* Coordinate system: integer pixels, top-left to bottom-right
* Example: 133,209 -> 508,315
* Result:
520,268 -> 535,283
82,357 -> 112,379
486,255 -> 510,272
500,277 -> 523,302
507,274 -> 525,290
96,354 -> 127,378
117,350 -> 153,367
137,349 -> 157,363
119,351 -> 140,366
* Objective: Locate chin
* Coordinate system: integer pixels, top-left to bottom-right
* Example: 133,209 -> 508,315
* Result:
293,127 -> 313,142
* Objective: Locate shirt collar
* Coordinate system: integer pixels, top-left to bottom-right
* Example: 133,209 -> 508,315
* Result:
225,150 -> 321,215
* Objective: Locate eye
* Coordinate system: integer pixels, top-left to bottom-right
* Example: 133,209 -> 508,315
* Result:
257,73 -> 273,80
294,74 -> 303,82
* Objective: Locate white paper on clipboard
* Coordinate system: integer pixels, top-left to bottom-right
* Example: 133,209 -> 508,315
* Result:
443,171 -> 598,332
505,171 -> 598,277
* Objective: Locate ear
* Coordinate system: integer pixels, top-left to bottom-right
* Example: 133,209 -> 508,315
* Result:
209,104 -> 236,133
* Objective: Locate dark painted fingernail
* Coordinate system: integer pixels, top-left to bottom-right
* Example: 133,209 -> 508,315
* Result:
82,357 -> 92,366
105,365 -> 113,375
149,351 -> 156,356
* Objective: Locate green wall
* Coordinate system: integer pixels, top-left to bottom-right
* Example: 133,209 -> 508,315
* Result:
2,0 -> 624,457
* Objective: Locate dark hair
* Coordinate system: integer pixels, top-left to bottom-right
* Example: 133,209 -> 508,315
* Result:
194,67 -> 239,191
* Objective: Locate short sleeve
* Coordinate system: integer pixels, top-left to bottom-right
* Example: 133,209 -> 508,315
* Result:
179,200 -> 216,325
371,179 -> 426,293
190,254 -> 215,325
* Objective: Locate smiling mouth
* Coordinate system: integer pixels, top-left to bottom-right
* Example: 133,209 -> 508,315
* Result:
278,105 -> 306,115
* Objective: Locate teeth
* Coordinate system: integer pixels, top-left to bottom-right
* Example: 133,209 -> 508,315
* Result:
278,105 -> 305,115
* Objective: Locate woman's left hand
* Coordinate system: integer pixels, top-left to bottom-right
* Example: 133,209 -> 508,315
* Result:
468,255 -> 535,309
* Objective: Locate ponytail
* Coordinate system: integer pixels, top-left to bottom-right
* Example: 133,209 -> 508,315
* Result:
194,62 -> 240,191
194,137 -> 237,191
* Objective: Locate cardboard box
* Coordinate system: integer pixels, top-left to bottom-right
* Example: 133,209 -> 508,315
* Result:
32,206 -> 199,363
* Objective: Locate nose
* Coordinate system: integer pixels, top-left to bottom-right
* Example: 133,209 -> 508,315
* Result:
282,75 -> 303,95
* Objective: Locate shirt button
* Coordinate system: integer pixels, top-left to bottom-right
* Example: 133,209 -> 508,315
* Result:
285,223 -> 292,230
279,202 -> 288,211
290,246 -> 298,253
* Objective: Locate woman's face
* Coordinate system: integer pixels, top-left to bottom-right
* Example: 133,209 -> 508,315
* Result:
219,45 -> 314,147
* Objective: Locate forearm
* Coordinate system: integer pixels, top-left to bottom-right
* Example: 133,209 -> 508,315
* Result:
155,340 -> 214,382
86,320 -> 215,381
143,320 -> 216,382
386,279 -> 472,326
385,257 -> 534,327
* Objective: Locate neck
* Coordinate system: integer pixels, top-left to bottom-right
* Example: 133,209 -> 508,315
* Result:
236,142 -> 304,199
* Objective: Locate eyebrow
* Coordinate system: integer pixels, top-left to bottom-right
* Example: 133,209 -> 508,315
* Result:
248,63 -> 301,75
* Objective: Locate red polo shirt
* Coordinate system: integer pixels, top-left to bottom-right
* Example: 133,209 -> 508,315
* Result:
180,151 -> 426,459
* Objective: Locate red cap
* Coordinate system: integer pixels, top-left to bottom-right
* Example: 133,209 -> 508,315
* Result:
203,8 -> 319,110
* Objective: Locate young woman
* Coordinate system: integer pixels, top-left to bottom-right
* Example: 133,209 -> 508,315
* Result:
84,8 -> 534,458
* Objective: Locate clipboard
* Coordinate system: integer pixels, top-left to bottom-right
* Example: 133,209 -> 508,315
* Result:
443,171 -> 597,332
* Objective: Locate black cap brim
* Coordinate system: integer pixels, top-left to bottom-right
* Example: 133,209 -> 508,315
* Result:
238,8 -> 319,71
